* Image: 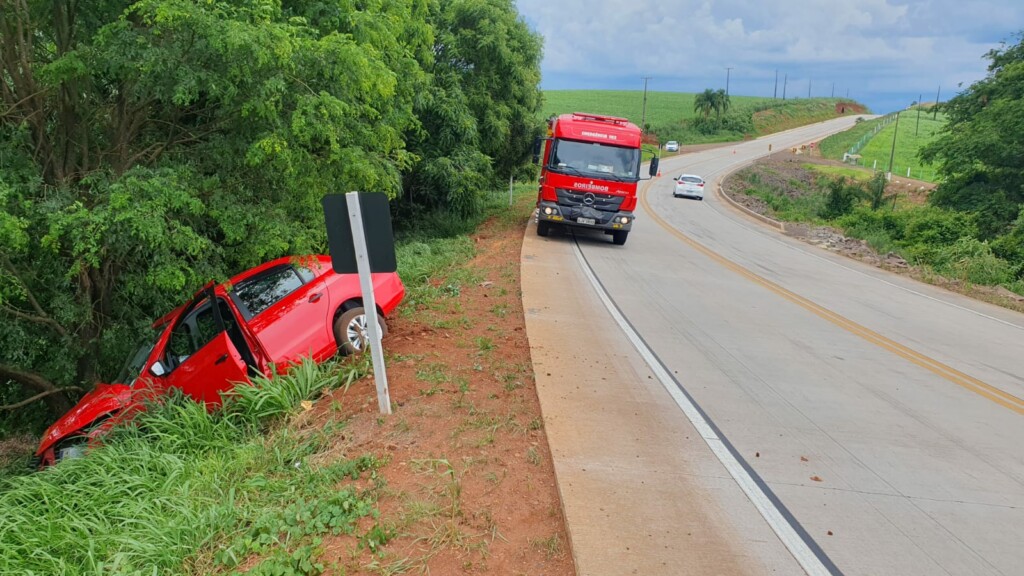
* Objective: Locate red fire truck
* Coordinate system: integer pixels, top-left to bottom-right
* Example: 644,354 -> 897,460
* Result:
533,112 -> 658,246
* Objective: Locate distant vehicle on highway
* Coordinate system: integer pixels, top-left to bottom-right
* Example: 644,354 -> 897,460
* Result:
664,141 -> 679,152
673,174 -> 705,200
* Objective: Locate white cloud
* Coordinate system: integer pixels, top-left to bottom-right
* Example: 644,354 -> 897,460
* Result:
515,0 -> 1023,111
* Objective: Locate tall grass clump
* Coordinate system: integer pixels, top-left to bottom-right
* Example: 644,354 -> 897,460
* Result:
929,238 -> 1018,286
0,359 -> 382,575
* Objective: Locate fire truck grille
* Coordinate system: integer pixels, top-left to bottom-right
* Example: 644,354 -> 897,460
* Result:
555,188 -> 624,212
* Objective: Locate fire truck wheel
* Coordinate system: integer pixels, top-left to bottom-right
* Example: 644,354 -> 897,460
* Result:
537,221 -> 551,237
612,230 -> 629,245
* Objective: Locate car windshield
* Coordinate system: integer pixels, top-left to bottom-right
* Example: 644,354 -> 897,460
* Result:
681,176 -> 703,184
548,139 -> 640,181
114,330 -> 160,386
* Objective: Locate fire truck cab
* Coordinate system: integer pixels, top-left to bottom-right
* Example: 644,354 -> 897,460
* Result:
533,112 -> 658,246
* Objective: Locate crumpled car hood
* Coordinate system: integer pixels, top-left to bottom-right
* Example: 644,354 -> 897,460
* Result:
36,383 -> 135,456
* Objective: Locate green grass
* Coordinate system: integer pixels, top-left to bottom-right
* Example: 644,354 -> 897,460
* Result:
819,110 -> 946,183
855,112 -> 945,182
0,359 -> 384,576
804,163 -> 873,182
819,116 -> 885,160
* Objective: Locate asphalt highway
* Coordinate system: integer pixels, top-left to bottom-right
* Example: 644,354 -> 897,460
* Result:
523,116 -> 1024,575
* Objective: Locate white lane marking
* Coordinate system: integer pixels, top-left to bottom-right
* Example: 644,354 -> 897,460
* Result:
572,242 -> 833,576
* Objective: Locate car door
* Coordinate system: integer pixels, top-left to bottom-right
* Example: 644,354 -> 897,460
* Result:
161,288 -> 251,404
232,264 -> 333,366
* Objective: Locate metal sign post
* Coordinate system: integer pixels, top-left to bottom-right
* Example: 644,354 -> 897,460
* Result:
345,192 -> 391,414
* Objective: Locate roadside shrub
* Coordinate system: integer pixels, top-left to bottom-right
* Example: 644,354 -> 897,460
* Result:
225,357 -> 367,427
865,172 -> 891,210
821,176 -> 863,219
930,237 -> 1017,286
991,207 -> 1024,277
898,207 -> 977,252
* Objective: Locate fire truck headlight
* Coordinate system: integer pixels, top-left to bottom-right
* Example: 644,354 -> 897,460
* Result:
619,216 -> 630,224
544,207 -> 554,215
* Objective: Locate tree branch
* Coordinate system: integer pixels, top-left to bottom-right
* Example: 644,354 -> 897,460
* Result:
0,362 -> 74,414
0,387 -> 83,411
0,254 -> 69,337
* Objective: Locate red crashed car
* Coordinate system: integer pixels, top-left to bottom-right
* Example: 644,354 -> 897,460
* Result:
36,255 -> 404,467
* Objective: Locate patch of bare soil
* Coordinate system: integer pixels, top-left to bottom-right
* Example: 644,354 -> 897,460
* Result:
722,154 -> 1024,314
299,204 -> 575,575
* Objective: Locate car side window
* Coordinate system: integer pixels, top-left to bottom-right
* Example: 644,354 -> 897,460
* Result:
233,266 -> 304,317
166,320 -> 196,368
165,298 -> 226,369
295,264 -> 317,284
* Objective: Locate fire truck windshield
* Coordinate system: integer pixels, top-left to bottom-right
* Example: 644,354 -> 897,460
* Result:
549,139 -> 640,181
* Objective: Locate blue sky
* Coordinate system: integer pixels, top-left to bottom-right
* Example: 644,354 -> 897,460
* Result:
514,0 -> 1023,113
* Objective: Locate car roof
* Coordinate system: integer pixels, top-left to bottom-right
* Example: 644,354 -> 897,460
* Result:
678,174 -> 703,180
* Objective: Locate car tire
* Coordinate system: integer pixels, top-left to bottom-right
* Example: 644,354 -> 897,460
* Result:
537,221 -> 551,237
334,306 -> 388,355
612,230 -> 628,245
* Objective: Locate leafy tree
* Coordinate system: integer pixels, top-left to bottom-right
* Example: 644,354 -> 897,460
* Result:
401,0 -> 543,217
694,89 -> 715,120
713,89 -> 730,119
921,32 -> 1024,239
3,0 -> 503,423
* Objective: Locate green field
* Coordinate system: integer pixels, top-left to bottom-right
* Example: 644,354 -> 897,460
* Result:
541,90 -> 768,127
855,112 -> 945,182
541,90 -> 868,144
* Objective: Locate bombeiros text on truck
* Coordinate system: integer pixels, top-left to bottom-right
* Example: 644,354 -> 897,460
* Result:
532,112 -> 658,246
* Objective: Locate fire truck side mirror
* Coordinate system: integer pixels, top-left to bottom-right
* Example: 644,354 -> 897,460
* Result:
531,137 -> 542,164
648,157 -> 660,177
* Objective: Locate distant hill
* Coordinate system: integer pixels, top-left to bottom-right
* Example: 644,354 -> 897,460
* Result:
541,90 -> 870,144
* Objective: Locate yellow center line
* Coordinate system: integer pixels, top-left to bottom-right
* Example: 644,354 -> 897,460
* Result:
639,182 -> 1024,415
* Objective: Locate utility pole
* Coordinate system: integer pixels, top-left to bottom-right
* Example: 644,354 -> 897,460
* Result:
808,79 -> 812,98
915,93 -> 922,136
783,74 -> 787,100
887,111 -> 901,180
725,67 -> 733,96
640,76 -> 652,134
933,85 -> 941,120
774,69 -> 778,99
831,82 -> 835,98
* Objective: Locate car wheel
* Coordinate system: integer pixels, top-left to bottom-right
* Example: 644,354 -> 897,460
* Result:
537,221 -> 551,237
612,230 -> 628,245
334,307 -> 388,355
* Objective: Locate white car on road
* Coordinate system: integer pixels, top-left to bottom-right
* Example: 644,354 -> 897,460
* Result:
673,174 -> 705,200
664,141 -> 679,152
